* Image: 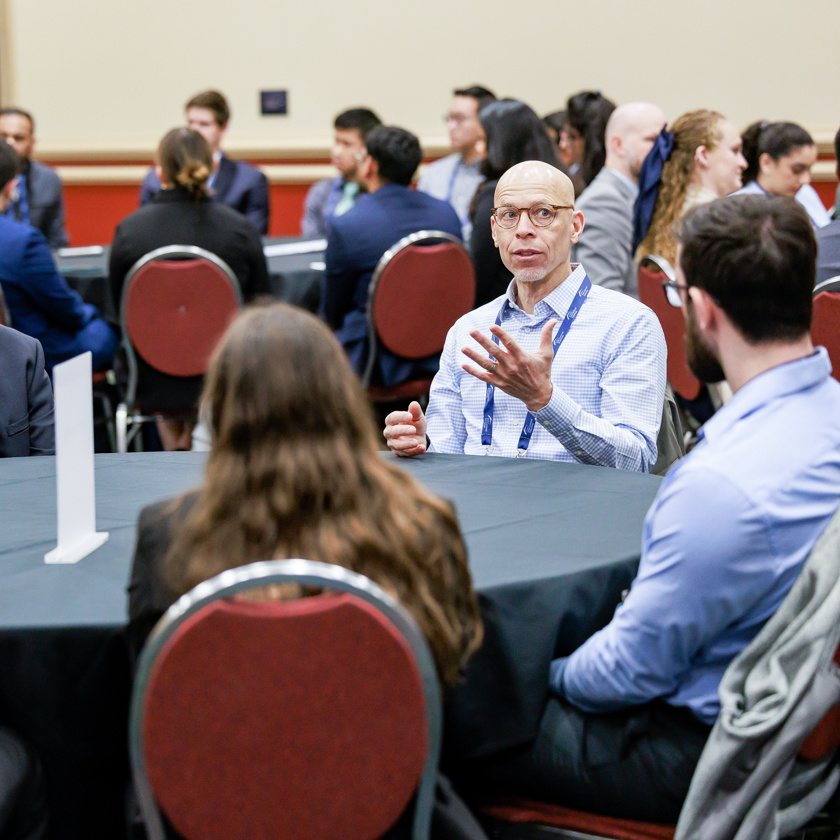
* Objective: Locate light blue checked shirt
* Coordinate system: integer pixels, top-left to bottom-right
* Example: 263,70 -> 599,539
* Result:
425,264 -> 667,471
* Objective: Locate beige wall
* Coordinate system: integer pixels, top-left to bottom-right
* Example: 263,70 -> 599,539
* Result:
4,0 -> 839,155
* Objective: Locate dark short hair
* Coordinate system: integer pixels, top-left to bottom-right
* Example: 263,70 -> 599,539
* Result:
741,121 -> 814,184
185,90 -> 230,127
453,85 -> 496,114
0,107 -> 34,134
333,108 -> 382,140
0,140 -> 21,192
479,99 -> 559,181
364,126 -> 422,186
677,194 -> 815,343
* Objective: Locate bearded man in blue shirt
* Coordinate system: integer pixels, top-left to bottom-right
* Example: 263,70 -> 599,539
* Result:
466,194 -> 840,823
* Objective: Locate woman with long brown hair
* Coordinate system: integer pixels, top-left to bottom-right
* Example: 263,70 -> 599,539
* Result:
634,109 -> 747,265
127,303 -> 482,690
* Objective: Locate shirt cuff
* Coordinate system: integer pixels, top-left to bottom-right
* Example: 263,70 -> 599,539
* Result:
533,387 -> 589,461
548,656 -> 569,697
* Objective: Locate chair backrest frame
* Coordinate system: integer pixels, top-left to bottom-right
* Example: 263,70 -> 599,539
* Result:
363,230 -> 473,387
119,245 -> 242,409
814,275 -> 840,296
129,558 -> 443,840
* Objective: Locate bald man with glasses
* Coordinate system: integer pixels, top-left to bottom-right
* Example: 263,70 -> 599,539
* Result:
384,160 -> 666,470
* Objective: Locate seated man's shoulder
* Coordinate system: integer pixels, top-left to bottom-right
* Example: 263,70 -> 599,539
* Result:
232,158 -> 267,185
29,160 -> 62,189
421,153 -> 459,178
0,323 -> 40,358
816,219 -> 840,249
585,281 -> 660,325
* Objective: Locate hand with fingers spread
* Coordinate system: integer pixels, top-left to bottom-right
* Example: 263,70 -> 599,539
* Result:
383,400 -> 428,457
461,319 -> 558,412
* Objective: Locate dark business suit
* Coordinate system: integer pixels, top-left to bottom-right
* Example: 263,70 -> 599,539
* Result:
0,216 -> 117,373
140,154 -> 270,234
322,183 -> 462,387
816,219 -> 840,287
0,326 -> 54,457
109,188 -> 270,411
11,161 -> 69,249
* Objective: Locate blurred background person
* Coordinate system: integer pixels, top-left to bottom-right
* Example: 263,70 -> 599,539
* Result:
736,120 -> 829,228
572,102 -> 666,297
140,90 -> 270,234
109,127 -> 270,450
301,107 -> 382,238
0,141 -> 117,374
417,85 -> 496,242
469,99 -> 560,306
561,91 -> 616,197
0,107 -> 69,248
541,109 -> 566,148
634,109 -> 747,266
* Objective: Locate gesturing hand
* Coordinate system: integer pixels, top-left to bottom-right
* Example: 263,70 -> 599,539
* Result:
383,400 -> 428,457
461,319 -> 557,412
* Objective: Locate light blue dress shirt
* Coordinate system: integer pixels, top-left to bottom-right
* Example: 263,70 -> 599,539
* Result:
551,348 -> 840,723
425,265 -> 667,470
417,153 -> 484,242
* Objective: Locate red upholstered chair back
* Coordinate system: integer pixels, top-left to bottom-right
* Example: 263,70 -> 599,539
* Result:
799,642 -> 840,762
362,231 -> 475,389
812,288 -> 840,384
121,246 -> 242,378
130,560 -> 442,840
637,257 -> 702,402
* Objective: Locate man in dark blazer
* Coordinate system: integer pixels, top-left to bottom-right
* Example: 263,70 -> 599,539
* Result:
139,90 -> 270,234
0,108 -> 69,249
0,326 -> 54,457
571,102 -> 666,298
0,142 -> 118,374
815,126 -> 840,287
322,126 -> 462,387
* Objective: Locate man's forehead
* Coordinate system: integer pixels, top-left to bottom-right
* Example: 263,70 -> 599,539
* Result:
0,114 -> 32,137
494,162 -> 572,205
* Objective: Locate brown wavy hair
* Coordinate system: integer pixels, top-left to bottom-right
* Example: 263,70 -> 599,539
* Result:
163,303 -> 482,687
157,127 -> 212,200
637,110 -> 725,264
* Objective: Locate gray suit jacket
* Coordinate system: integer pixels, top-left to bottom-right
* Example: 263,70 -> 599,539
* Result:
571,167 -> 637,298
26,161 -> 69,249
0,325 -> 55,457
816,220 -> 840,287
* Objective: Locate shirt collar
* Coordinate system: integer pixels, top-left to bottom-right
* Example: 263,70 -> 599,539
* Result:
606,167 -> 639,197
699,348 -> 832,444
502,263 -> 588,320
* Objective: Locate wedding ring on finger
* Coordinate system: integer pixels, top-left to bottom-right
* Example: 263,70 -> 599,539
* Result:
489,362 -> 497,375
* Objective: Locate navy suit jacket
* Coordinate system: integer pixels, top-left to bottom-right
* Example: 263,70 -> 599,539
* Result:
323,183 -> 462,386
0,325 -> 55,457
140,154 -> 270,234
0,216 -> 114,371
26,161 -> 69,249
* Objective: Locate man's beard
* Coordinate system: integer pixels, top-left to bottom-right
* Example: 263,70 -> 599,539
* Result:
514,268 -> 548,284
685,301 -> 725,384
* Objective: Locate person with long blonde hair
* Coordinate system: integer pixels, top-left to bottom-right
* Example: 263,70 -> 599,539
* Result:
634,109 -> 747,265
127,303 -> 482,690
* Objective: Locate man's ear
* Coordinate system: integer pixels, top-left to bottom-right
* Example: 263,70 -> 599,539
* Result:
570,209 -> 585,244
491,215 -> 499,249
686,286 -> 716,330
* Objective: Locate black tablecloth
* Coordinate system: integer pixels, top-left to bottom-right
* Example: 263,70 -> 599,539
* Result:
56,236 -> 326,321
0,452 -> 660,839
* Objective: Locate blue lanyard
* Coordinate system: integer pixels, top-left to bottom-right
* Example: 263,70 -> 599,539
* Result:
480,275 -> 591,456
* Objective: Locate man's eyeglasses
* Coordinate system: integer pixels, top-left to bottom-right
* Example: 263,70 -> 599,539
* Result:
443,113 -> 471,125
492,204 -> 573,229
662,279 -> 690,308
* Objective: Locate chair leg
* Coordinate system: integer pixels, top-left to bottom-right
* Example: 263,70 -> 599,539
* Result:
116,403 -> 128,453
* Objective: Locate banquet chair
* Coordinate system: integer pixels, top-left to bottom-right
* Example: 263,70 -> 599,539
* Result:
362,230 -> 475,404
812,277 -> 840,384
115,245 -> 241,452
129,559 -> 442,840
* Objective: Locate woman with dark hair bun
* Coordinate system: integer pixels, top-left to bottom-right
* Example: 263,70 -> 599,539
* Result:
734,121 -> 829,227
469,99 -> 560,306
108,128 -> 270,449
561,91 -> 616,196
